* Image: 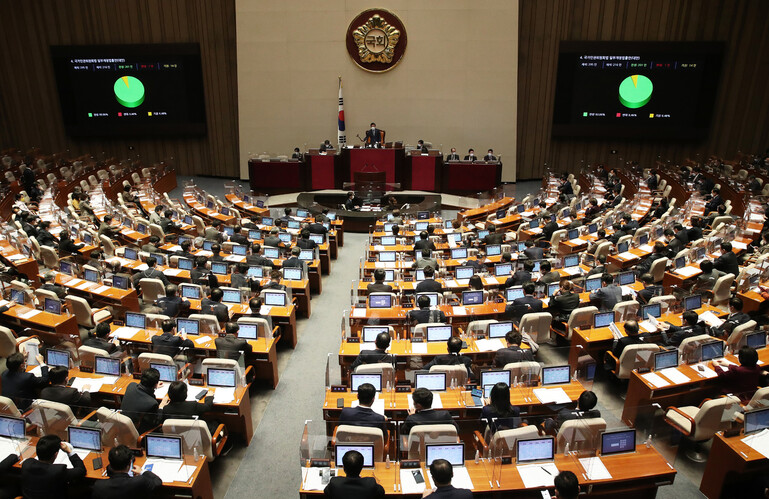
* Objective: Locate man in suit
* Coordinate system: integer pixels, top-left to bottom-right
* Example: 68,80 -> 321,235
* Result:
635,274 -> 659,305
149,205 -> 164,226
555,391 -> 601,429
351,331 -> 393,369
92,445 -> 162,499
161,380 -> 216,433
283,246 -> 303,268
367,268 -> 393,293
263,228 -> 282,248
585,254 -> 607,279
159,209 -> 180,234
409,294 -> 447,324
415,265 -> 443,293
307,216 -> 329,235
484,149 -> 497,161
263,269 -> 287,291
705,187 -> 724,214
714,241 -> 740,277
714,297 -> 751,338
687,216 -> 703,242
323,449 -> 385,499
151,319 -> 194,357
230,225 -> 249,245
584,198 -> 601,221
423,337 -> 473,376
21,435 -> 86,499
445,148 -> 460,162
36,220 -> 58,248
549,280 -> 580,326
662,310 -> 704,347
506,282 -> 543,321
589,273 -> 623,311
693,260 -> 726,293
646,171 -> 658,191
414,231 -> 436,251
494,331 -> 534,367
204,220 -> 223,242
247,243 -> 275,268
422,459 -> 473,498
97,215 -> 117,240
215,322 -> 253,359
190,256 -> 210,285
553,471 -> 580,499
558,175 -> 574,196
609,320 -> 648,369
364,122 -> 383,148
121,368 -> 163,433
296,229 -> 317,250
83,321 -> 120,354
345,191 -> 363,211
400,388 -> 457,436
665,228 -> 686,255
636,242 -> 668,276
506,260 -> 534,287
157,284 -> 190,318
132,256 -> 170,289
538,260 -> 560,284
40,271 -> 66,299
483,226 -> 505,246
40,366 -> 91,412
522,240 -> 544,260
463,149 -> 477,161
201,288 -> 230,324
174,240 -> 196,261
209,243 -> 225,263
415,249 -> 439,271
338,382 -> 387,429
1,352 -> 49,410
542,218 -> 559,242
230,263 -> 250,289
141,235 -> 160,253
58,229 -> 84,256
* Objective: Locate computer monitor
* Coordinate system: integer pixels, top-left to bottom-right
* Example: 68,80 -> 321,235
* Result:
541,365 -> 571,385
486,244 -> 502,256
746,331 -> 767,349
0,415 -> 25,439
414,269 -> 426,281
506,287 -> 524,301
59,261 -> 73,275
122,218 -> 132,228
426,325 -> 452,342
299,249 -> 314,261
264,292 -> 286,306
211,262 -> 228,275
516,437 -> 555,464
426,444 -> 464,466
136,223 -> 147,234
125,312 -> 147,329
68,426 -> 102,452
546,283 -> 560,297
380,236 -> 396,246
496,209 -> 507,220
517,204 -> 526,213
617,241 -> 629,254
296,209 -> 309,218
176,318 -> 200,335
417,211 -> 430,220
222,226 -> 234,237
202,241 -> 214,251
43,297 -> 61,315
639,234 -> 649,246
335,444 -> 375,468
451,248 -> 468,260
82,232 -> 93,245
149,253 -> 166,267
248,230 -> 262,240
417,293 -> 439,307
600,429 -> 636,456
95,356 -> 121,376
654,350 -> 678,371
477,230 -> 489,239
618,271 -> 635,286
745,407 -> 769,435
480,370 -> 511,388
701,340 -> 724,361
448,233 -> 462,244
206,200 -> 214,210
46,349 -> 69,368
262,216 -> 274,226
207,368 -> 237,387
237,323 -> 259,340
232,245 -> 247,256
563,255 -> 579,268
362,326 -> 389,343
263,247 -> 280,259
684,294 -> 702,311
529,219 -> 540,229
179,284 -> 201,299
675,256 -> 686,269
455,266 -> 474,279
462,290 -> 484,306
150,363 -> 177,382
531,261 -> 541,273
124,248 -> 138,260
368,294 -> 392,309
695,247 -> 706,260
177,258 -> 194,271
112,275 -> 129,290
221,288 -> 241,304
416,372 -> 447,392
146,434 -> 183,460
350,373 -> 382,392
178,236 -> 191,246
183,215 -> 193,225
382,223 -> 395,233
488,322 -> 513,339
83,268 -> 99,283
641,303 -> 662,319
383,269 -> 395,282
567,229 -> 579,240
588,223 -> 598,234
283,267 -> 303,281
287,220 -> 300,230
495,263 -> 513,277
415,222 -> 429,231
593,311 -> 614,329
379,251 -> 396,263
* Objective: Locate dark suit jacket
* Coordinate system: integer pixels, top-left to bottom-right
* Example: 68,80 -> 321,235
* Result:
263,236 -> 282,248
41,282 -> 67,300
162,396 -> 214,422
508,270 -> 532,286
687,226 -> 703,242
408,309 -> 447,324
523,247 -> 544,260
1,366 -> 49,409
423,354 -> 472,376
481,404 -> 521,433
215,335 -> 253,358
121,383 -> 161,433
367,282 -> 393,293
364,128 -> 383,146
663,324 -> 705,347
446,153 -> 460,161
415,279 -> 443,293
548,292 -> 580,322
40,385 -> 91,408
157,296 -> 190,318
542,221 -> 559,241
324,475 -> 385,499
611,334 -> 648,360
200,298 -> 230,324
59,238 -> 84,255
151,332 -> 194,357
506,296 -> 543,320
338,405 -> 386,429
400,408 -> 456,435
589,284 -> 623,311
246,254 -> 275,268
484,233 -> 505,245
283,256 -> 302,268
21,453 -> 86,499
494,346 -> 534,367
714,364 -> 763,400
463,155 -> 477,161
308,223 -> 328,234
351,349 -> 393,370
132,267 -> 170,289
83,335 -> 118,354
414,239 -> 436,251
714,251 -> 740,277
92,470 -> 163,499
297,238 -> 317,250
230,233 -> 249,245
427,485 -> 474,499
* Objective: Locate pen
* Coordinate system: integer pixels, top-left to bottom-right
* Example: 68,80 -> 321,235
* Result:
540,466 -> 551,475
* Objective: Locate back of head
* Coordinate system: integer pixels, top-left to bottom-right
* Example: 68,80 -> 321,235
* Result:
682,310 -> 698,326
523,260 -> 535,272
624,319 -> 639,336
49,366 -> 68,385
108,445 -> 133,472
429,459 -> 453,487
469,275 -> 483,290
95,321 -> 111,338
540,260 -> 551,273
36,435 -> 61,462
6,352 -> 24,372
601,273 -> 614,285
490,382 -> 512,414
523,282 -> 536,295
424,266 -> 435,278
640,273 -> 653,285
729,296 -> 743,311
167,380 -> 188,402
270,269 -> 281,281
554,470 -> 579,499
249,296 -> 263,312
342,450 -> 364,478
375,331 -> 391,350
211,287 -> 224,302
447,336 -> 462,354
721,241 -> 732,252
141,367 -> 160,389
577,390 -> 597,411
162,319 -> 175,333
373,268 -> 385,282
225,322 -> 239,336
291,246 -> 301,257
653,241 -> 665,253
412,387 -> 433,409
417,295 -> 431,309
739,346 -> 759,367
165,284 -> 178,297
357,383 -> 376,406
505,331 -> 522,346
700,260 -> 714,273
146,256 -> 157,268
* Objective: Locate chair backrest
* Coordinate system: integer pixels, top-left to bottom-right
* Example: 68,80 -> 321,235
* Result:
467,320 -> 497,337
428,365 -> 467,387
726,320 -> 757,352
139,278 -> 166,304
138,352 -> 176,372
40,246 -> 59,268
612,301 -> 640,322
406,424 -> 458,460
649,257 -> 669,283
27,400 -> 77,439
77,345 -> 110,369
711,216 -> 733,231
691,396 -> 741,441
490,426 -> 540,457
100,235 -> 116,257
355,363 -> 394,387
745,386 -> 769,411
616,344 -> 660,379
188,313 -> 222,336
711,273 -> 735,306
518,312 -> 552,344
503,362 -> 543,385
236,317 -> 273,338
335,425 -> 385,462
556,418 -> 606,453
649,294 -> 676,313
0,326 -> 17,358
95,407 -> 140,447
0,396 -> 21,417
163,419 -> 216,461
145,313 -> 171,329
550,229 -> 567,248
149,223 -> 165,240
679,334 -> 715,364
66,295 -> 97,328
567,306 -> 598,340
594,242 -> 612,260
192,216 -> 206,236
202,358 -> 243,386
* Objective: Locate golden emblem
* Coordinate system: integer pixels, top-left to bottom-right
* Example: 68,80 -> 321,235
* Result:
352,14 -> 400,64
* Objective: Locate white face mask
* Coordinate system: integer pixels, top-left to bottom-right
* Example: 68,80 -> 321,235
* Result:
371,127 -> 375,130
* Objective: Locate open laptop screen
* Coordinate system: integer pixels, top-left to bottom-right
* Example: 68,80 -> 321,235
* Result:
516,437 -> 554,464
426,443 -> 464,466
146,434 -> 183,460
600,429 -> 636,456
335,444 -> 375,468
541,365 -> 570,385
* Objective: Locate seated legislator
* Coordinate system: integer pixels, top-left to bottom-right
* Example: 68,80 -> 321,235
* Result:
484,149 -> 497,161
339,382 -> 387,429
538,260 -> 560,284
714,241 -> 740,277
635,274 -> 657,304
152,319 -> 194,357
506,260 -> 534,288
506,282 -> 543,321
713,346 -> 765,402
481,382 -> 521,434
544,391 -> 601,434
367,268 -> 393,294
606,320 -> 648,370
40,271 -> 67,299
423,337 -> 472,376
415,265 -> 443,293
414,231 -> 436,251
121,368 -> 163,433
263,269 -> 287,291
83,322 -> 119,354
415,249 -> 439,272
230,263 -> 250,290
131,256 -> 170,289
157,284 -> 190,318
215,322 -> 253,359
283,247 -> 303,268
463,148 -> 477,161
400,388 -> 457,436
201,287 -> 230,324
345,191 -> 363,211
713,297 -> 751,338
230,225 -> 249,245
549,280 -> 580,326
141,235 -> 160,253
351,332 -> 393,370
483,226 -> 505,246
323,449 -> 385,499
161,380 -> 217,434
307,216 -> 329,235
210,243 -> 225,263
190,256 -> 211,285
21,435 -> 86,499
554,471 -> 580,499
296,229 -> 317,250
493,332 -> 534,368
423,459 -> 473,499
57,229 -> 84,256
39,366 -> 91,411
364,122 -> 384,148
523,240 -> 545,261
445,148 -> 460,161
662,310 -> 704,347
585,254 -> 608,279
408,295 -> 447,324
91,445 -> 162,499
263,228 -> 282,248
245,297 -> 265,319
589,273 -> 623,311
247,243 -> 276,268
1,352 -> 49,410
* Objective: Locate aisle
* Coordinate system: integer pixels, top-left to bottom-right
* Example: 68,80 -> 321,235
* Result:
224,232 -> 367,498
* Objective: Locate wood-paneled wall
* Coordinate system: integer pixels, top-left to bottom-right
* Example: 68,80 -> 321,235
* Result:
0,0 -> 238,177
517,0 -> 769,180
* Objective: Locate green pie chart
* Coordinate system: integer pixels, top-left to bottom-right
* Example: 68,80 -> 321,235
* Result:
114,76 -> 145,108
618,74 -> 653,109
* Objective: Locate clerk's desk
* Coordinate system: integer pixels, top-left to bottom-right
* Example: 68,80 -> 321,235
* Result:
7,435 -> 213,499
700,430 -> 769,498
621,343 -> 769,427
568,303 -> 727,372
300,445 -> 675,498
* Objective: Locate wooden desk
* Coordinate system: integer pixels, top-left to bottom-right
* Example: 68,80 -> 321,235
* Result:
53,273 -> 141,314
700,431 -> 769,498
348,303 -> 507,337
0,240 -> 40,284
183,194 -> 236,225
458,197 -> 514,223
1,303 -> 79,338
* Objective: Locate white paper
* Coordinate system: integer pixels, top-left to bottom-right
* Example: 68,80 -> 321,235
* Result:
195,251 -> 213,258
53,450 -> 76,469
410,343 -> 428,354
93,285 -> 111,294
579,457 -> 612,480
483,276 -> 500,286
699,311 -> 724,327
675,267 -> 700,277
641,372 -> 670,388
143,458 -> 184,483
0,300 -> 9,308
224,255 -> 242,262
163,268 -> 183,276
193,336 -> 211,346
533,387 -> 571,405
0,438 -> 24,459
30,366 -> 44,377
692,362 -> 718,378
659,368 -> 691,384
407,393 -> 442,409
452,306 -> 468,316
359,342 -> 377,351
742,428 -> 769,459
732,241 -> 748,250
399,469 -> 428,494
562,267 -> 582,276
428,466 -> 473,490
474,339 -> 505,352
352,398 -> 385,416
154,383 -> 170,399
639,320 -> 656,333
351,308 -> 367,318
213,387 -> 236,404
112,326 -> 142,339
444,279 -> 459,288
618,251 -> 636,260
17,309 -> 42,319
259,306 -> 273,315
6,254 -> 25,261
134,264 -> 149,271
70,377 -> 107,393
66,278 -> 84,287
517,463 -> 558,488
638,244 -> 653,253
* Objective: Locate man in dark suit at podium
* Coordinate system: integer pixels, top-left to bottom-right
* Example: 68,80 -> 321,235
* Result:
446,148 -> 460,161
364,123 -> 384,148
464,149 -> 477,161
484,149 -> 497,161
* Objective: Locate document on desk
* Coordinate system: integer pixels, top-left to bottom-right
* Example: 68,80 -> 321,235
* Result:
444,279 -> 459,288
483,276 -> 500,286
0,300 -> 9,309
562,267 -> 582,276
0,438 -> 24,459
193,336 -> 211,346
259,306 -> 273,315
638,244 -> 653,253
474,339 -> 505,352
410,343 -> 428,354
359,342 -> 377,351
351,308 -> 367,318
30,366 -> 44,377
692,363 -> 718,378
517,463 -> 558,488
639,320 -> 656,333
195,251 -> 213,258
224,255 -> 241,262
213,387 -> 235,404
93,285 -> 112,294
699,311 -> 724,328
659,368 -> 691,385
352,398 -> 385,416
112,327 -> 142,339
618,251 -> 636,260
451,306 -> 468,316
134,264 -> 149,271
579,457 -> 612,480
400,469 -> 428,494
6,254 -> 25,261
742,428 -> 769,459
532,387 -> 571,405
641,372 -> 670,388
155,383 -> 170,399
674,266 -> 700,277
428,467 -> 474,490
66,278 -> 84,287
17,309 -> 41,320
408,393 -> 442,409
163,268 -> 183,276
731,241 -> 748,250
620,285 -> 637,298
76,281 -> 94,291
143,459 -> 184,483
70,377 -> 104,393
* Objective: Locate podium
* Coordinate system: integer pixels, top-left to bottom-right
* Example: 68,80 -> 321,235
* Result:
307,153 -> 338,190
344,147 -> 406,187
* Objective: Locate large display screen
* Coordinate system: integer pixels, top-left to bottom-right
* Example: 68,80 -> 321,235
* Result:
50,44 -> 206,137
552,41 -> 724,139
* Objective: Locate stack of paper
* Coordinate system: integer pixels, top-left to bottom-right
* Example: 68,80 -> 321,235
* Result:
17,309 -> 41,320
193,336 -> 212,346
428,467 -> 474,489
699,311 -> 724,328
517,463 -> 557,488
351,308 -> 367,318
65,278 -> 84,287
143,459 -> 184,483
452,306 -> 468,316
474,339 -> 505,352
638,244 -> 653,253
483,277 -> 500,286
163,268 -> 184,276
639,320 -> 656,333
112,327 -> 142,339
0,438 -> 23,459
533,387 -> 571,404
742,428 -> 769,459
213,387 -> 236,404
408,393 -> 442,409
579,457 -> 612,480
562,267 -> 582,276
641,372 -> 670,388
93,285 -> 112,294
410,343 -> 428,354
259,305 -> 273,315
618,251 -> 636,260
674,267 -> 700,277
692,363 -> 718,378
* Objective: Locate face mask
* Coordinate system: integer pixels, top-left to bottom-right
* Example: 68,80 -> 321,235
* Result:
371,127 -> 375,130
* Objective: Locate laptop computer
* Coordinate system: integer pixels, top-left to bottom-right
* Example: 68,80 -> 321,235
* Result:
237,323 -> 259,340
145,434 -> 183,461
94,356 -> 121,376
541,365 -> 570,385
176,318 -> 200,335
68,426 -> 102,452
654,350 -> 678,371
426,443 -> 464,466
0,415 -> 26,439
45,349 -> 69,368
745,407 -> 769,435
207,368 -> 237,387
516,437 -> 555,464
